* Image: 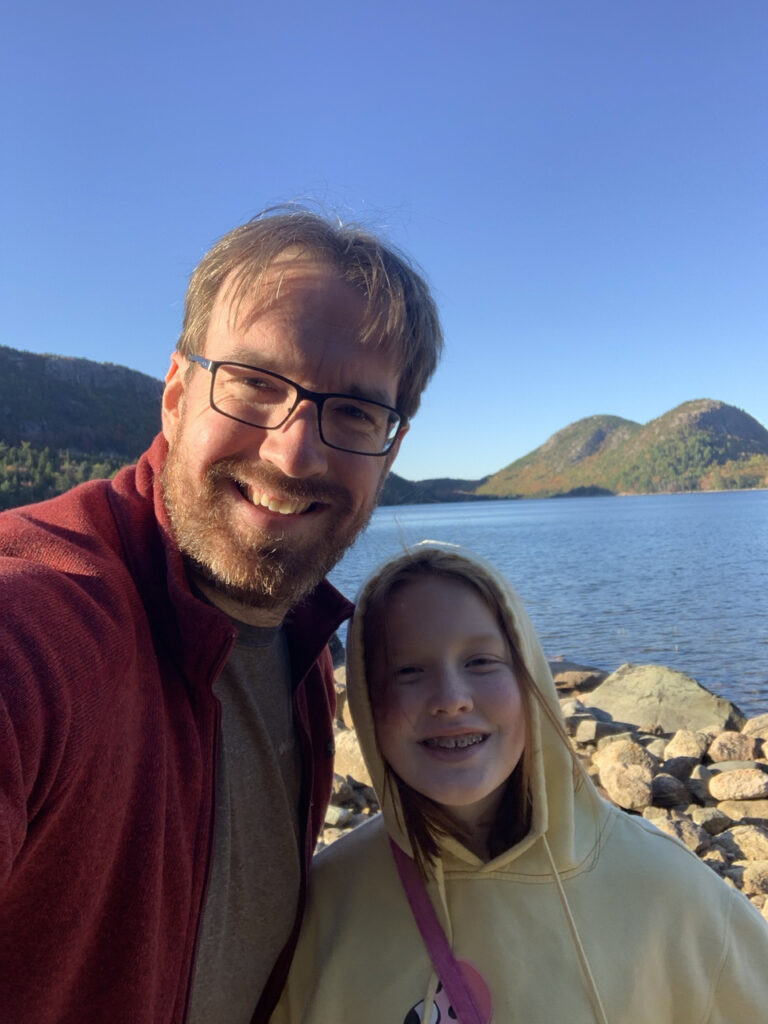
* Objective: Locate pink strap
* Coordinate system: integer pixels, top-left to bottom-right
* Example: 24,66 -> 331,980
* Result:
390,839 -> 485,1024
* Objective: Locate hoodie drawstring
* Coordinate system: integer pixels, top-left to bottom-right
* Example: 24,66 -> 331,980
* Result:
543,835 -> 609,1024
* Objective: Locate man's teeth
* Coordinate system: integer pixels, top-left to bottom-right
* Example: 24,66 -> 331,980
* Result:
247,490 -> 312,515
423,734 -> 486,750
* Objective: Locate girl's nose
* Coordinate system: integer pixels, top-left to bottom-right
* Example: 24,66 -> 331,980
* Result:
427,669 -> 474,715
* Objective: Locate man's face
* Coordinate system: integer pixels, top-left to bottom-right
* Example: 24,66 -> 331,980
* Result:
161,258 -> 406,621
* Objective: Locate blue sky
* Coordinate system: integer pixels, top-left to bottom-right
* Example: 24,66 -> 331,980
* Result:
2,1 -> 766,481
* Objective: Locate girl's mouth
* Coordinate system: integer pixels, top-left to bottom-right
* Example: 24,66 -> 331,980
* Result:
422,734 -> 488,750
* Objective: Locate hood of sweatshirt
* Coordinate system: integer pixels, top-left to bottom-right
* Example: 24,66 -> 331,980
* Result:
345,541 -> 604,879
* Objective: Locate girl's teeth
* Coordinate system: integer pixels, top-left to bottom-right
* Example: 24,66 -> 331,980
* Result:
424,734 -> 485,750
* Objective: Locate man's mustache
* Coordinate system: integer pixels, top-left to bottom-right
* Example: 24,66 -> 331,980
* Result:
207,457 -> 355,511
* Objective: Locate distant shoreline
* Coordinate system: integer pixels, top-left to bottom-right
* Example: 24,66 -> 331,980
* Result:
379,484 -> 768,509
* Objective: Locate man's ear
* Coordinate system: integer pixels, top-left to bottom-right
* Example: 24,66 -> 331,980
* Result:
161,352 -> 187,443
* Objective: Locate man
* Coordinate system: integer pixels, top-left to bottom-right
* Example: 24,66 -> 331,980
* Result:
0,210 -> 443,1023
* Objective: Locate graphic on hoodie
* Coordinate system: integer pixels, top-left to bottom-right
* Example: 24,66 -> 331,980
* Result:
402,960 -> 492,1023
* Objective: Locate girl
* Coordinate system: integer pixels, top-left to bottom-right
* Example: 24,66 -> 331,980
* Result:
272,543 -> 767,1023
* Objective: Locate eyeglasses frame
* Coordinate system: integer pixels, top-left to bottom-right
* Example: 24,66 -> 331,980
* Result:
187,354 -> 406,457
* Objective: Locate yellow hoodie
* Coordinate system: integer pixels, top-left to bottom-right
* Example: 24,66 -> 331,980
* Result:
272,544 -> 768,1023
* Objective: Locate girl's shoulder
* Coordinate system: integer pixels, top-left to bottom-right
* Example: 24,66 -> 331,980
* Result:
308,815 -> 404,920
314,813 -> 390,874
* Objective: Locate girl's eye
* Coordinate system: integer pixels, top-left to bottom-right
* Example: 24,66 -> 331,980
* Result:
394,665 -> 422,680
466,655 -> 503,670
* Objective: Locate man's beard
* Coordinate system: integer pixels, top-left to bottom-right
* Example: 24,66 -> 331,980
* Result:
162,445 -> 382,614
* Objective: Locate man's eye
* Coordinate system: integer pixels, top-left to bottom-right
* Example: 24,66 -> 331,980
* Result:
335,402 -> 376,424
242,375 -> 279,393
226,373 -> 287,402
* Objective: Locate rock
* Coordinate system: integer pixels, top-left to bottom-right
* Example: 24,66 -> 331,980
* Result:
563,714 -> 589,737
742,713 -> 768,740
583,664 -> 746,734
599,762 -> 653,811
560,696 -> 587,715
548,660 -> 607,692
707,731 -> 760,763
686,764 -> 713,804
642,805 -> 668,823
552,670 -> 606,692
709,769 -> 768,802
318,827 -> 347,848
723,861 -> 768,897
689,806 -> 732,835
331,773 -> 355,804
701,847 -> 728,872
324,804 -> 353,828
574,719 -> 634,744
664,729 -> 709,759
647,810 -> 710,853
716,800 -> 768,824
708,760 -> 768,774
333,665 -> 355,730
333,727 -> 371,786
594,738 -> 659,772
651,773 -> 690,808
712,825 -> 768,862
644,738 -> 668,759
661,756 -> 699,781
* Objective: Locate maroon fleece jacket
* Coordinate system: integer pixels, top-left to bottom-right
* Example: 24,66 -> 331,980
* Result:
0,434 -> 352,1023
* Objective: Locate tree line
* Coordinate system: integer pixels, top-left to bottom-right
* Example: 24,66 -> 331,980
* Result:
0,441 -> 128,511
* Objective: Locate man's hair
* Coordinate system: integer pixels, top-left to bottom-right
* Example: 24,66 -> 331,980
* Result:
177,207 -> 443,419
359,547 -> 581,877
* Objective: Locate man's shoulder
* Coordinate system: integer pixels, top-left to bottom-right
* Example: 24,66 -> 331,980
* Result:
0,457 -> 166,667
0,444 -> 163,578
0,478 -> 131,604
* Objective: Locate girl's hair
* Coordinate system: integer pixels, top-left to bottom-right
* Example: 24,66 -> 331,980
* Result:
360,546 -> 579,876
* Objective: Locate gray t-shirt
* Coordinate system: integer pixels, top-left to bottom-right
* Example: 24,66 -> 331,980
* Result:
188,620 -> 302,1024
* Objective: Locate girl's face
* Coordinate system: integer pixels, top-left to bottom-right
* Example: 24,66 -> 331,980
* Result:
370,575 -> 526,836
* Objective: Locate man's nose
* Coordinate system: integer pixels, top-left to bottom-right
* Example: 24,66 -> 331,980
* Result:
257,400 -> 329,478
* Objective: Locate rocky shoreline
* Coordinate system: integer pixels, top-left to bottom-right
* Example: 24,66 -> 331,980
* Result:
324,659 -> 768,923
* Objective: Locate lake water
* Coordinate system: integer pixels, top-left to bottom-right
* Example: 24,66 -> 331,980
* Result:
329,489 -> 768,717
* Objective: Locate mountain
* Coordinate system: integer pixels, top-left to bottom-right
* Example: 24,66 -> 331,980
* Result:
474,414 -> 641,498
475,400 -> 768,498
379,473 -> 491,505
0,345 -> 163,509
1,346 -> 767,508
0,344 -> 163,457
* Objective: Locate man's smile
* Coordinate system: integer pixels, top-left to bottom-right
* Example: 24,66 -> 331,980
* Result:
234,480 -> 317,516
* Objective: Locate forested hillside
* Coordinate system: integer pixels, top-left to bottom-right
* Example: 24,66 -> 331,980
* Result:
475,400 -> 768,499
0,345 -> 161,509
2,346 -> 767,508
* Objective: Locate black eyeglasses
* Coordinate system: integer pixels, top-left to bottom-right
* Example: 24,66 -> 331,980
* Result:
188,355 -> 405,456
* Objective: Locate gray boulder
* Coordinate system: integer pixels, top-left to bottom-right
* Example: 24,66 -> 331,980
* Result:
583,663 -> 746,734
